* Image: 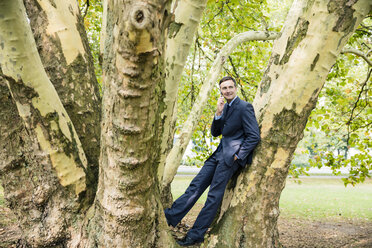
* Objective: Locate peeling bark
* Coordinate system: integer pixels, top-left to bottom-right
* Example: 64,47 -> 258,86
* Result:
0,0 -> 370,247
0,0 -> 89,245
206,0 -> 372,247
158,0 -> 208,205
24,0 -> 101,199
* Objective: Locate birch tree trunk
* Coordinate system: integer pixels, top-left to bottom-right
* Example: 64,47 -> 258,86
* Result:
23,0 -> 102,198
206,0 -> 372,247
88,1 -> 174,247
0,0 -> 90,246
157,0 -> 208,205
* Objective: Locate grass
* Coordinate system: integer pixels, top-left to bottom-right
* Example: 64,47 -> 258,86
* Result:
1,177 -> 371,222
280,178 -> 372,221
172,176 -> 372,221
171,176 -> 209,203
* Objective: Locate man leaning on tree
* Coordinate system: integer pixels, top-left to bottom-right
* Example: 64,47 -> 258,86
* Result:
164,76 -> 261,246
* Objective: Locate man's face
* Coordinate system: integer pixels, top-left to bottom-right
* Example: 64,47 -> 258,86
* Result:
220,80 -> 237,103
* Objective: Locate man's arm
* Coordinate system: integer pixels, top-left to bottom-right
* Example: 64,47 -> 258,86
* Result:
211,116 -> 223,137
236,103 -> 260,161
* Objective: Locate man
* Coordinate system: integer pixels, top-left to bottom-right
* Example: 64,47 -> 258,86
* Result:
164,76 -> 260,246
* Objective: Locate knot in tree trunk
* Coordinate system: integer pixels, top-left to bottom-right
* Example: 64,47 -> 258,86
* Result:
130,3 -> 151,30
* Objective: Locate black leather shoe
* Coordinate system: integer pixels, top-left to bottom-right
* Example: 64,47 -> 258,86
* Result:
177,236 -> 202,246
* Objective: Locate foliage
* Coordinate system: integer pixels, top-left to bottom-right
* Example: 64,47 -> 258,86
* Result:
78,0 -> 371,185
177,0 -> 282,165
176,1 -> 371,187
301,17 -> 372,186
79,0 -> 103,91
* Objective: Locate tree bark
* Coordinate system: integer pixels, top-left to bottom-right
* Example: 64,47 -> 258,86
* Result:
157,0 -> 208,205
162,31 -> 278,189
206,0 -> 372,247
88,1 -> 174,247
0,0 -> 90,246
1,0 -> 370,247
23,0 -> 102,198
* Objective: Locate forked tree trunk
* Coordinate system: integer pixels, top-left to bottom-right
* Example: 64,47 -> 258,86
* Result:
206,0 -> 371,247
1,0 -> 371,247
87,1 -> 174,247
0,0 -> 90,246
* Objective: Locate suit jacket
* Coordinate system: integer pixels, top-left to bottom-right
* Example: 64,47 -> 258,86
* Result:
211,97 -> 260,167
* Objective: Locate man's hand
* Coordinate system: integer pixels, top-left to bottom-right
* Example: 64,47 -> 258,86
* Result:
234,155 -> 238,161
216,96 -> 225,116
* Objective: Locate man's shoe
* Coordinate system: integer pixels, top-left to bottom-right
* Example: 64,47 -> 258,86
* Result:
177,236 -> 202,246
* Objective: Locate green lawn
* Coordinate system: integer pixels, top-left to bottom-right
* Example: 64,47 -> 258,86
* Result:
1,177 -> 371,222
171,176 -> 372,221
280,178 -> 372,221
171,176 -> 209,204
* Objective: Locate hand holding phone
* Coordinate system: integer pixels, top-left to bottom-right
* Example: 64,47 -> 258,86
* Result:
216,95 -> 225,116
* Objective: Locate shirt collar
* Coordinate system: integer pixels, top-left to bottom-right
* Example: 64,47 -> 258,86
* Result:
228,95 -> 238,106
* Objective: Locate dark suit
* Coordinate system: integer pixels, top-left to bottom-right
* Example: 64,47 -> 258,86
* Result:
165,97 -> 260,241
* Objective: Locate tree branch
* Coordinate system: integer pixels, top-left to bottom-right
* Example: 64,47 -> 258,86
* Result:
82,0 -> 90,18
228,55 -> 251,101
158,0 -> 208,187
341,49 -> 372,66
346,68 -> 371,145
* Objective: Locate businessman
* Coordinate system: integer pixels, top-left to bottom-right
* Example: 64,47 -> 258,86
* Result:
164,76 -> 260,246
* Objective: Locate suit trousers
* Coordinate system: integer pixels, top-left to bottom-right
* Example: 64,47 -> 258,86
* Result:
164,148 -> 240,241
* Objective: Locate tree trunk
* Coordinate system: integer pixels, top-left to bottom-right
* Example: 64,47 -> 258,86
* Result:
206,0 -> 371,247
1,0 -> 371,247
24,0 -> 102,199
0,0 -> 90,246
88,1 -> 174,247
157,0 -> 208,206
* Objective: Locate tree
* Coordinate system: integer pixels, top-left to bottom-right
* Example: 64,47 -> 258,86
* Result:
0,0 -> 370,247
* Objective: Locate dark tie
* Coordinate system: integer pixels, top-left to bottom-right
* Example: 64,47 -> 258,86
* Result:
225,104 -> 230,116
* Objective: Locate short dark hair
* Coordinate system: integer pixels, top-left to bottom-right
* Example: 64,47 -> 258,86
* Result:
219,76 -> 237,86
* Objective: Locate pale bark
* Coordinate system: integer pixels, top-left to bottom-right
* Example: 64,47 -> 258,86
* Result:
157,0 -> 208,198
162,31 -> 279,188
24,0 -> 102,197
206,0 -> 372,247
0,0 -> 89,246
1,0 -> 370,247
89,1 -> 174,247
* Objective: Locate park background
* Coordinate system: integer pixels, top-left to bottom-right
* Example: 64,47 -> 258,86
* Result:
0,0 -> 371,247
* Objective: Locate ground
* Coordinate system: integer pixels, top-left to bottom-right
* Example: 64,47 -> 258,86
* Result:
169,204 -> 372,248
1,204 -> 372,247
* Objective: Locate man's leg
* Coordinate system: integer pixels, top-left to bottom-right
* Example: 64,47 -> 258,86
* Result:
164,154 -> 218,227
186,160 -> 240,241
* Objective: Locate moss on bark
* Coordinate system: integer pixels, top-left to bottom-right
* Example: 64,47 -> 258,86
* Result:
280,18 -> 309,65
